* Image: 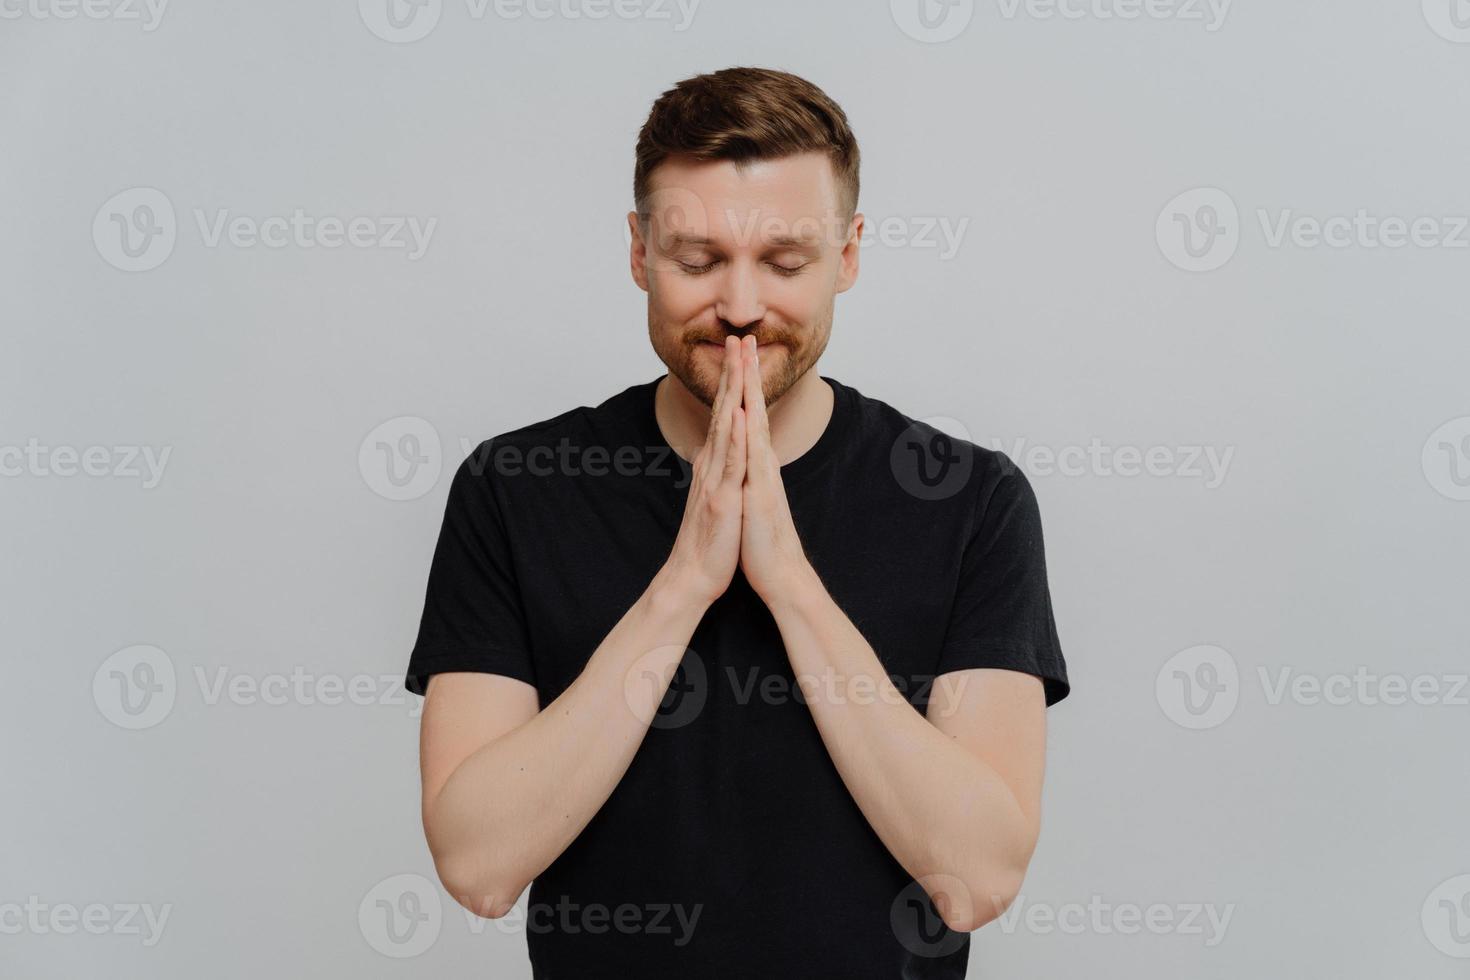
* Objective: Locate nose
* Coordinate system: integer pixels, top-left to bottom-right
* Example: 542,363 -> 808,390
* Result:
714,258 -> 765,329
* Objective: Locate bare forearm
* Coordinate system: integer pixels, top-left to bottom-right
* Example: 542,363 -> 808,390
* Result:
427,567 -> 709,914
763,567 -> 1034,927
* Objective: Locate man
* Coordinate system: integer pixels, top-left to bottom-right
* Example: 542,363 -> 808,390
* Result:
405,66 -> 1070,979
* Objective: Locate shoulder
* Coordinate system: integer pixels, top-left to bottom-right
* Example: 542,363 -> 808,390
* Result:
835,377 -> 1029,518
453,379 -> 655,485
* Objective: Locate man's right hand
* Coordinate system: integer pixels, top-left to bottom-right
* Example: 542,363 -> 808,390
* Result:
663,335 -> 747,606
418,337 -> 752,920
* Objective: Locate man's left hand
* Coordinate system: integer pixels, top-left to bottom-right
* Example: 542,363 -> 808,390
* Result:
736,336 -> 816,601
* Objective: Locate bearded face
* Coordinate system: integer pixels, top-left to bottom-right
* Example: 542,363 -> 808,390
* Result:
630,151 -> 860,409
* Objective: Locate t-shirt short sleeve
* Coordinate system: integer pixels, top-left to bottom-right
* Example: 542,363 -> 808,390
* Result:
934,454 -> 1071,706
404,440 -> 537,697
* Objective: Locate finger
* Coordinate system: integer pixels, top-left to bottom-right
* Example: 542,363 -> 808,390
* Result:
699,338 -> 734,481
706,337 -> 740,481
726,405 -> 747,488
718,337 -> 746,486
728,334 -> 744,417
741,336 -> 770,474
705,338 -> 732,445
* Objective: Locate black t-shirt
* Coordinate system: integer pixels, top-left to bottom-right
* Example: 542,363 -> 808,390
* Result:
406,374 -> 1070,979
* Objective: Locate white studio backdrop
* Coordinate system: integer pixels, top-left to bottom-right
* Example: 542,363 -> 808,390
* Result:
2,1 -> 1469,977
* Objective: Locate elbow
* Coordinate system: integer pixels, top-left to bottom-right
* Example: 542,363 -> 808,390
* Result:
953,871 -> 1023,933
930,863 -> 1027,935
431,852 -> 527,921
933,817 -> 1039,933
423,801 -> 528,920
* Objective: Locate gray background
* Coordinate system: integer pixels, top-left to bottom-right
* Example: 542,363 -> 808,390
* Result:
4,0 -> 1469,976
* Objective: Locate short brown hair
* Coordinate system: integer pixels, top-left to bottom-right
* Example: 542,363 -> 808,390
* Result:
633,66 -> 860,226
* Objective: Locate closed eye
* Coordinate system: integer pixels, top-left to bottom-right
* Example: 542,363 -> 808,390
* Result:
676,259 -> 809,277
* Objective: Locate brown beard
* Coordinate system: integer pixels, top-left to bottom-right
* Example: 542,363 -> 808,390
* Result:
648,308 -> 834,410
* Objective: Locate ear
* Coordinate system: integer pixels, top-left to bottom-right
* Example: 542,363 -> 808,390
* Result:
628,210 -> 650,293
835,212 -> 863,294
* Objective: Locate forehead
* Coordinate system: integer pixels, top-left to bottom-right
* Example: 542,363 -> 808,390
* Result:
645,151 -> 841,246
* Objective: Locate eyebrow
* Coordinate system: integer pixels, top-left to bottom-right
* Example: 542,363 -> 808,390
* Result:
663,231 -> 822,250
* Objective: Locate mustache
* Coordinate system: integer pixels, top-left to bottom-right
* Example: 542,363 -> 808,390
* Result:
691,332 -> 790,346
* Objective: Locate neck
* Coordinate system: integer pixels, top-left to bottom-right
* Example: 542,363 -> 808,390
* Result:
655,369 -> 833,467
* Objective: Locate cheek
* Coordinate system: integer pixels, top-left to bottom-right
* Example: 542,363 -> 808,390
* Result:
650,270 -> 713,316
766,279 -> 826,324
